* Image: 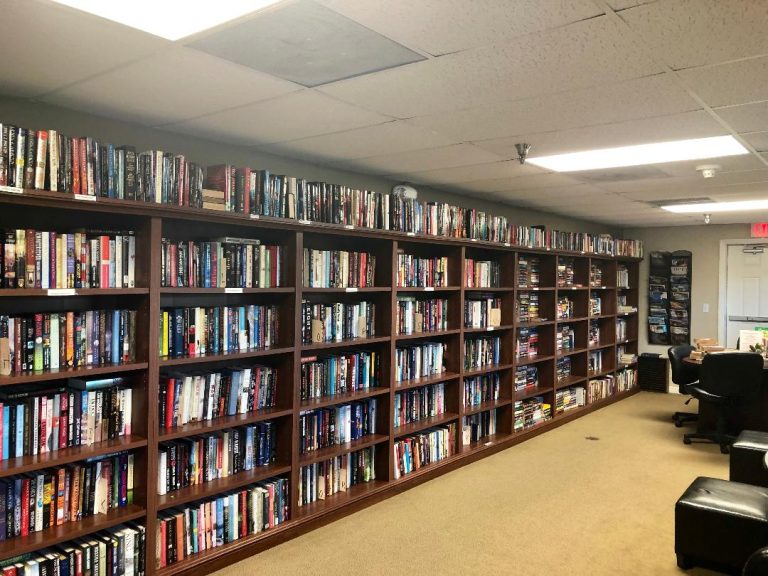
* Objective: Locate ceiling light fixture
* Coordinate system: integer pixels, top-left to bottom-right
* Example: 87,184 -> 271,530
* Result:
526,135 -> 748,172
661,199 -> 768,213
50,0 -> 282,41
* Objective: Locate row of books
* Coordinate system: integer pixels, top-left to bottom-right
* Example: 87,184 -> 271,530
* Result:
514,397 -> 551,432
464,297 -> 502,329
160,238 -> 283,289
556,325 -> 575,353
590,264 -> 603,287
587,376 -> 615,403
516,327 -> 539,358
396,252 -> 449,288
298,447 -> 376,506
301,300 -> 375,345
463,373 -> 500,408
157,423 -> 276,496
156,477 -> 288,568
616,367 -> 637,392
590,295 -> 602,316
557,295 -> 574,320
556,356 -> 572,382
302,249 -> 376,289
394,342 -> 447,382
396,297 -> 448,336
517,256 -> 541,287
589,321 -> 600,347
300,351 -> 381,401
464,259 -> 501,288
464,336 -> 501,369
159,305 -> 279,359
617,264 -> 631,289
516,291 -> 540,322
0,377 -> 132,460
555,386 -> 585,414
617,346 -> 637,366
159,366 -> 276,432
617,294 -> 637,314
0,122 -> 644,254
589,350 -> 603,374
393,423 -> 456,479
0,523 -> 146,576
462,409 -> 496,445
616,318 -> 628,341
393,383 -> 446,428
0,310 -> 137,376
0,451 -> 135,541
557,258 -> 576,287
299,400 -> 377,454
515,365 -> 538,391
1,229 -> 135,290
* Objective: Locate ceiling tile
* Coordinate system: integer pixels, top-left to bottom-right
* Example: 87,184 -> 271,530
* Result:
187,0 -> 423,87
255,120 -> 455,163
330,144 -> 504,174
318,16 -> 663,118
473,110 -> 722,158
606,0 -> 657,10
619,0 -> 768,70
316,0 -> 601,56
408,74 -> 699,144
656,153 -> 767,177
746,132 -> 768,152
454,173 -> 585,194
716,102 -> 768,133
39,47 -> 302,127
162,90 -> 392,146
393,161 -> 547,186
679,56 -> 768,108
0,0 -> 168,98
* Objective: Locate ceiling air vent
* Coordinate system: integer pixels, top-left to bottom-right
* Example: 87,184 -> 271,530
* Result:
573,165 -> 671,183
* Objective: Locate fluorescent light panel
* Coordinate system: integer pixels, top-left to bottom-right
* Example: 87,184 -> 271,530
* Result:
661,199 -> 768,213
527,135 -> 749,172
50,0 -> 282,40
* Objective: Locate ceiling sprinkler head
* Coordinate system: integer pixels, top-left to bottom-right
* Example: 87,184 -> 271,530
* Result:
704,213 -> 711,224
515,143 -> 531,165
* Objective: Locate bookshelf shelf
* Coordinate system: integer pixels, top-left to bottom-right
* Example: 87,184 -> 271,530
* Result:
0,435 -> 148,478
298,387 -> 390,411
300,336 -> 390,351
0,288 -> 150,297
0,504 -> 146,562
159,408 -> 294,441
0,183 -> 641,574
394,371 -> 461,392
0,362 -> 149,385
156,464 -> 292,511
393,413 -> 460,438
297,434 -> 389,467
159,346 -> 294,366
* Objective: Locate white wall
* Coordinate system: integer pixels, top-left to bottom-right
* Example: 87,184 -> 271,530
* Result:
0,96 -> 611,234
623,223 -> 751,354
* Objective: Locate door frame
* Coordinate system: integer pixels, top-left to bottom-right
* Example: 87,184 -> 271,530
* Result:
718,238 -> 768,346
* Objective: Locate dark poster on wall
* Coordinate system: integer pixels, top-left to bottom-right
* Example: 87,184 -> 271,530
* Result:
648,251 -> 670,345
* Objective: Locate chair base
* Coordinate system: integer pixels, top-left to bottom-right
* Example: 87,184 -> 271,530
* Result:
684,431 -> 735,454
676,553 -> 693,569
673,411 -> 699,428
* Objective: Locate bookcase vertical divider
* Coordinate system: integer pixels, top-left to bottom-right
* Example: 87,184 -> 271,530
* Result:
387,240 -> 398,481
145,216 -> 163,576
290,231 -> 303,515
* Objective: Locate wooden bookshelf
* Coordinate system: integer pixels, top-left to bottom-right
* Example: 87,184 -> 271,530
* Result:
0,191 -> 641,576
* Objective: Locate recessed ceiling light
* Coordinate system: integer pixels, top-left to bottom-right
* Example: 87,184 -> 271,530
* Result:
50,0 -> 283,41
661,199 -> 768,213
527,135 -> 749,172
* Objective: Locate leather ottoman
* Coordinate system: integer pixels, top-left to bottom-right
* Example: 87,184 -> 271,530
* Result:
731,430 -> 768,487
675,477 -> 768,573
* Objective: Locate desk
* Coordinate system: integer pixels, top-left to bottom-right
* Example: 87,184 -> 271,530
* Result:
683,355 -> 768,433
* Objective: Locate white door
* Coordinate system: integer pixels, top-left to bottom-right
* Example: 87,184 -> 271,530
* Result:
725,243 -> 768,348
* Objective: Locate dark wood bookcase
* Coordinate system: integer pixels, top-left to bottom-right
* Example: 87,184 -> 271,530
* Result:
0,189 -> 641,575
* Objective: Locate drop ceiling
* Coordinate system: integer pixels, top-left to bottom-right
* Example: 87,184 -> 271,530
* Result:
4,0 -> 768,227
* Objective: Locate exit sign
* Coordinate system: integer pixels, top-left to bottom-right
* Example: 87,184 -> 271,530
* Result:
752,223 -> 768,238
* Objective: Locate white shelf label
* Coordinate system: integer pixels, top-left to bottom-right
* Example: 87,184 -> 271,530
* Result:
424,287 -> 435,292
0,185 -> 23,195
345,287 -> 359,293
48,288 -> 76,296
224,287 -> 244,294
471,238 -> 477,242
484,441 -> 493,446
344,225 -> 354,230
406,232 -> 415,237
532,287 -> 539,291
250,214 -> 260,220
487,326 -> 495,331
504,243 -> 510,248
73,194 -> 96,202
299,219 -> 311,225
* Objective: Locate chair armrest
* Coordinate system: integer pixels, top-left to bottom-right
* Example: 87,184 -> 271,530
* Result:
743,546 -> 768,576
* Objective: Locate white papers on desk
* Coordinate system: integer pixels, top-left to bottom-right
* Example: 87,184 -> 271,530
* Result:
739,329 -> 764,351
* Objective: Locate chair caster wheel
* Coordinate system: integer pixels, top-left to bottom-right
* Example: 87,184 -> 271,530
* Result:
674,420 -> 683,428
677,554 -> 693,569
720,445 -> 730,455
683,437 -> 692,445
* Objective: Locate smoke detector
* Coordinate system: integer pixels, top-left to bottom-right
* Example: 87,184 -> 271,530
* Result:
697,164 -> 720,179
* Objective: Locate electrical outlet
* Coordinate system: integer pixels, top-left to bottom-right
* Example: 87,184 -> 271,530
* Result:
703,303 -> 710,313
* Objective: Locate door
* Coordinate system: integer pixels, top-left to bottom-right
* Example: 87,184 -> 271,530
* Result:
725,243 -> 768,348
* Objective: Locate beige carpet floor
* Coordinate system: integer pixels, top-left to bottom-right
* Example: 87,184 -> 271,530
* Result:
213,392 -> 730,576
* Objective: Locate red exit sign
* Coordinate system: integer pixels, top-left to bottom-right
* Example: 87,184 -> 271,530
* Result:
753,223 -> 768,237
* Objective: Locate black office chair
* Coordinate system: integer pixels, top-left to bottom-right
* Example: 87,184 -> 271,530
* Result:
684,352 -> 764,454
668,345 -> 699,427
744,546 -> 768,575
